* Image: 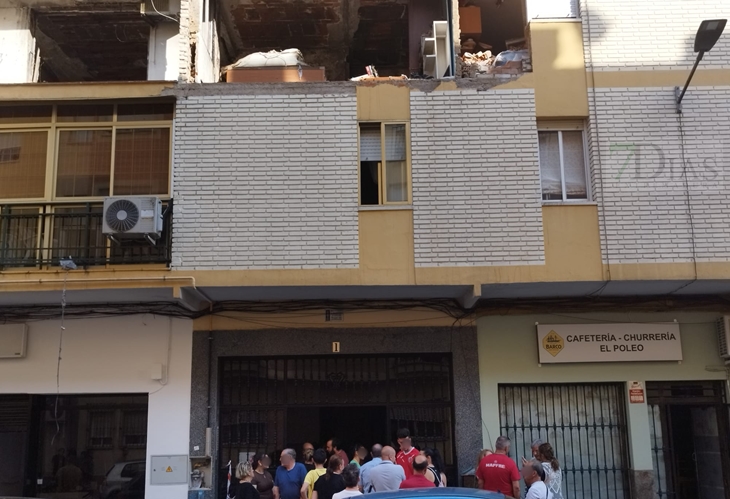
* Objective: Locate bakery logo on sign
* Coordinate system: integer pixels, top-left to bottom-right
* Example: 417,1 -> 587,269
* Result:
542,330 -> 564,357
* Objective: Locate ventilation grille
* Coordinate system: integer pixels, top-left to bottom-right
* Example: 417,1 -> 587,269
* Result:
105,199 -> 140,232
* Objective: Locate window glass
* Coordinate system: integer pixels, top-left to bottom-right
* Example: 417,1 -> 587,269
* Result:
56,130 -> 112,197
0,131 -> 48,199
360,162 -> 380,205
117,103 -> 174,121
359,123 -> 381,161
539,132 -> 562,200
384,124 -> 408,203
57,104 -> 113,123
0,105 -> 52,124
562,131 -> 588,199
113,128 -> 170,195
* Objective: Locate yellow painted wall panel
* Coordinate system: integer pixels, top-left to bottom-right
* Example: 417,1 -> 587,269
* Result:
542,204 -> 603,281
530,21 -> 589,117
357,84 -> 411,121
359,210 -> 415,285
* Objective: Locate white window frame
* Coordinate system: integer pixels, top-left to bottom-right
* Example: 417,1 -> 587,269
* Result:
537,126 -> 591,203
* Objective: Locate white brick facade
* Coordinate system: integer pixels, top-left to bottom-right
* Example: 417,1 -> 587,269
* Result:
410,89 -> 545,267
587,86 -> 730,263
172,92 -> 360,270
580,0 -> 730,71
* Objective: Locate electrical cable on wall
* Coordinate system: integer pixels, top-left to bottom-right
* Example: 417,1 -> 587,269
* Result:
671,112 -> 699,294
149,0 -> 180,24
52,258 -> 76,446
583,0 -> 613,287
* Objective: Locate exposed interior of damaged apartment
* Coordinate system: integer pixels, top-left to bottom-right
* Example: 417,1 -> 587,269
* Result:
2,0 -> 530,84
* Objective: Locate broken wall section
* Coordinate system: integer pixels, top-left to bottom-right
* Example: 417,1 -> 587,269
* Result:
0,7 -> 40,83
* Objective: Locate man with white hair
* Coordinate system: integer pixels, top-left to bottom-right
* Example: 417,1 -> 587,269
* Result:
274,449 -> 307,499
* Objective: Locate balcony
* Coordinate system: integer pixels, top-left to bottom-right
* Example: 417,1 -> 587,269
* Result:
0,202 -> 172,269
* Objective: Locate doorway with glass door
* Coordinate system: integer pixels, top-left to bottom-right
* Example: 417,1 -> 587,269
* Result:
648,381 -> 730,499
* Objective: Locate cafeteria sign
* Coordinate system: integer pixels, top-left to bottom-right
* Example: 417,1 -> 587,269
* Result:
537,323 -> 682,363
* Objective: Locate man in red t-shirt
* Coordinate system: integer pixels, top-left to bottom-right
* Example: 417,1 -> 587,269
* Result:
395,428 -> 419,479
399,455 -> 436,489
476,436 -> 520,498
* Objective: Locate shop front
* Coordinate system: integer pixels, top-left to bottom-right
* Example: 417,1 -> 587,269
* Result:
478,312 -> 730,499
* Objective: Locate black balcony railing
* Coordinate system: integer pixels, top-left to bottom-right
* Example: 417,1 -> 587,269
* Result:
0,201 -> 172,269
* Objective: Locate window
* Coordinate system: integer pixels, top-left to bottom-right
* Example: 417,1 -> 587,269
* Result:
526,0 -> 579,19
122,410 -> 148,448
359,122 -> 410,205
0,131 -> 47,198
538,128 -> 589,201
88,410 -> 114,449
0,102 -> 173,202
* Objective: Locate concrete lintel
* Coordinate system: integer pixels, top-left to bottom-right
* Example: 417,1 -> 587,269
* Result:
0,80 -> 175,100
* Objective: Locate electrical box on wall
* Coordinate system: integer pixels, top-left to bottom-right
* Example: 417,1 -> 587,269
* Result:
150,455 -> 188,485
0,324 -> 27,359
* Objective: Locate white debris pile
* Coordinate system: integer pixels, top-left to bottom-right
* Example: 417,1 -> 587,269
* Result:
460,51 -> 494,77
228,49 -> 307,69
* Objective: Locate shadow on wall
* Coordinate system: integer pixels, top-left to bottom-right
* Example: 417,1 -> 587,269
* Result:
529,9 -> 607,117
582,0 -> 729,69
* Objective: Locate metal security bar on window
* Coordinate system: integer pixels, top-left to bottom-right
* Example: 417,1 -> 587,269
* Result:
122,410 -> 148,448
88,410 -> 114,449
499,384 -> 630,499
0,201 -> 172,268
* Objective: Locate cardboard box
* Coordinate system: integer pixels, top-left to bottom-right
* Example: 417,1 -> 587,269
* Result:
459,6 -> 482,35
226,66 -> 326,83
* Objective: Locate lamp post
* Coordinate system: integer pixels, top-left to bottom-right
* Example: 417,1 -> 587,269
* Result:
675,19 -> 726,113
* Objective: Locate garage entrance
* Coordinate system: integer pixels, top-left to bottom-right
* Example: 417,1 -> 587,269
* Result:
219,354 -> 455,489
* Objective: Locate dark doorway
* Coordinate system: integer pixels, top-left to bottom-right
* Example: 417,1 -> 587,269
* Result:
648,381 -> 730,499
0,393 -> 148,499
219,354 -> 455,493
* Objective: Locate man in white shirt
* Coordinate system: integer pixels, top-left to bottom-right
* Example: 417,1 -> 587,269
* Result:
522,460 -> 548,499
368,446 -> 405,492
359,444 -> 382,494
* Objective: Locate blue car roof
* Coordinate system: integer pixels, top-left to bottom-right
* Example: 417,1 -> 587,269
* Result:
365,488 -> 505,499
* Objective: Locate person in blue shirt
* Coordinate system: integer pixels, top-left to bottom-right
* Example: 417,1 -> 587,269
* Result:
274,449 -> 307,499
358,444 -> 383,494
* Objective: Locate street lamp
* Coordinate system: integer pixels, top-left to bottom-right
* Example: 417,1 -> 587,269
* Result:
675,19 -> 727,113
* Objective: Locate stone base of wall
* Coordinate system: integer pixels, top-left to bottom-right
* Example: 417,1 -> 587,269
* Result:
629,469 -> 655,499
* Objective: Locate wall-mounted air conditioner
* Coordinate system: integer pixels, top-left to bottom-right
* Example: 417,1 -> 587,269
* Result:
103,197 -> 163,244
140,0 -> 181,20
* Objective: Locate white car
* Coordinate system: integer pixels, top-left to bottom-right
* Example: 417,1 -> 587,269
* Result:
100,461 -> 146,499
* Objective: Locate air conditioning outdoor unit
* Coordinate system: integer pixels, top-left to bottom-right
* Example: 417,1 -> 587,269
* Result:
715,316 -> 730,360
103,197 -> 163,244
140,0 -> 181,20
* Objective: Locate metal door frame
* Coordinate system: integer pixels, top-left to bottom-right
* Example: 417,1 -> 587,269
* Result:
218,353 -> 458,486
647,380 -> 730,499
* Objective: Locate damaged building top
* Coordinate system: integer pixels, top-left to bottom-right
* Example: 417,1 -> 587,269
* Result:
0,0 -> 540,85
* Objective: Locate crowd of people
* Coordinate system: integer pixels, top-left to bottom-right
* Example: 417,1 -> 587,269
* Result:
228,430 -> 562,499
